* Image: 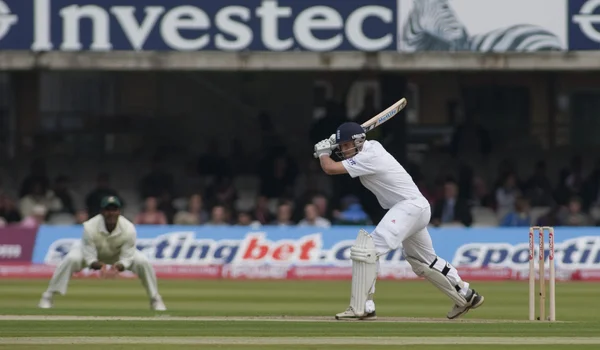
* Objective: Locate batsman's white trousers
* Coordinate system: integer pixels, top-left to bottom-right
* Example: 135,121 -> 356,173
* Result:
44,243 -> 160,299
369,197 -> 464,292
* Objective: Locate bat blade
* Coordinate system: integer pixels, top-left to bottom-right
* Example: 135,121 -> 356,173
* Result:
361,98 -> 407,133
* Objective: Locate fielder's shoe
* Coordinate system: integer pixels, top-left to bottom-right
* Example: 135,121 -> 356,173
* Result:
151,296 -> 167,311
447,289 -> 485,320
38,292 -> 53,309
335,306 -> 377,320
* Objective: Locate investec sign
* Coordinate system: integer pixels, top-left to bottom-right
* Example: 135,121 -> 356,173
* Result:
0,0 -> 397,51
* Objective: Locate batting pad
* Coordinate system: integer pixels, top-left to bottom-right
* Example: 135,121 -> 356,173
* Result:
349,229 -> 378,316
406,256 -> 468,307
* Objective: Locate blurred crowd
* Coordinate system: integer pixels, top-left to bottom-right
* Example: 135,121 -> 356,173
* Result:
1,98 -> 600,229
1,152 -> 600,229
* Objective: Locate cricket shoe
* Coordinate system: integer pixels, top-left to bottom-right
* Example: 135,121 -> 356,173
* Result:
335,306 -> 377,321
38,292 -> 53,309
447,289 -> 485,320
151,295 -> 167,311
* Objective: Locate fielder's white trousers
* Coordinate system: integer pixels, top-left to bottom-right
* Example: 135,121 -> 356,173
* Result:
44,243 -> 160,300
369,197 -> 464,293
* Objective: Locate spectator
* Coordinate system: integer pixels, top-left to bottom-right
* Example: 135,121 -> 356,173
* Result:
312,194 -> 331,221
333,196 -> 371,226
85,173 -> 121,217
19,158 -> 50,198
253,195 -> 273,225
0,194 -> 22,224
500,196 -> 532,227
298,203 -> 331,228
495,172 -> 520,217
271,202 -> 294,226
432,179 -> 472,227
208,205 -> 229,225
75,210 -> 89,224
19,182 -> 62,218
524,161 -> 554,207
559,196 -> 591,227
135,197 -> 167,225
139,156 -> 174,199
20,204 -> 47,227
236,211 -> 260,227
173,194 -> 209,225
52,175 -> 76,214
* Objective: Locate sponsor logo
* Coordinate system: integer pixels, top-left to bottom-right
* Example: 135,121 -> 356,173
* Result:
24,0 -> 395,51
0,0 -> 17,41
43,231 -> 407,266
572,0 -> 600,43
453,237 -> 600,269
0,244 -> 22,259
376,108 -> 397,125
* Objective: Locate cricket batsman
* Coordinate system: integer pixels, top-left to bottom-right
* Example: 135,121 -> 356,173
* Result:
38,196 -> 166,311
314,122 -> 484,320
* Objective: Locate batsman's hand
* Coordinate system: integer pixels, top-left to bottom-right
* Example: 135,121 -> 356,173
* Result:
328,134 -> 337,148
314,139 -> 333,158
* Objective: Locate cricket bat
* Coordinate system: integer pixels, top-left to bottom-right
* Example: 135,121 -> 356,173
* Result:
360,98 -> 407,133
313,98 -> 407,157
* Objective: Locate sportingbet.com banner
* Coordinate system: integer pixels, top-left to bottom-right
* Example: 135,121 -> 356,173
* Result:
0,0 -> 581,52
2,225 -> 600,280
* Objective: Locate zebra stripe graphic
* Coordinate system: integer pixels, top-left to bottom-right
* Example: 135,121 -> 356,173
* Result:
402,0 -> 469,51
469,24 -> 563,52
402,0 -> 564,52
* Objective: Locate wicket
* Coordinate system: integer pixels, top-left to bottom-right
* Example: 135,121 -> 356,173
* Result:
529,226 -> 556,321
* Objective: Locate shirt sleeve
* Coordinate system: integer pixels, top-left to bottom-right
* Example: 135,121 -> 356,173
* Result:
342,152 -> 376,178
117,226 -> 137,270
82,229 -> 98,266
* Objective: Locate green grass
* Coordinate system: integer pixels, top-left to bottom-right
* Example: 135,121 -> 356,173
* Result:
5,347 -> 600,350
3,347 -> 600,350
1,279 -> 597,320
0,279 -> 598,349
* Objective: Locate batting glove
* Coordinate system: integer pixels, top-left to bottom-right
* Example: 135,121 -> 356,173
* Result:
328,134 -> 337,148
314,139 -> 333,158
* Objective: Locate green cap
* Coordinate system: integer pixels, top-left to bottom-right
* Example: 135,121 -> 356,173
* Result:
100,196 -> 122,209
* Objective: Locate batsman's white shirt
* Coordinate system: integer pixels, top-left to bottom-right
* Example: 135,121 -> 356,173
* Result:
342,140 -> 424,209
341,140 -> 432,254
82,214 -> 137,269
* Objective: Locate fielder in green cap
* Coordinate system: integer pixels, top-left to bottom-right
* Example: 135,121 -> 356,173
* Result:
38,195 -> 166,311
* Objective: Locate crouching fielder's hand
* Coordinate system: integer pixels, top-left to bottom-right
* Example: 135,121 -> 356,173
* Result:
314,139 -> 333,158
100,263 -> 123,279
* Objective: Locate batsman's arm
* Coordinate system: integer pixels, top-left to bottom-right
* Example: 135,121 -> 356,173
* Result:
318,155 -> 348,175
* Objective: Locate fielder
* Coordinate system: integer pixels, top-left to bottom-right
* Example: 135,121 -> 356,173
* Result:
38,196 -> 166,311
314,122 -> 484,320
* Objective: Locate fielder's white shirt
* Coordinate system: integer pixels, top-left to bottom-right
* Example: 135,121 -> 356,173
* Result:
341,140 -> 425,209
81,214 -> 137,269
